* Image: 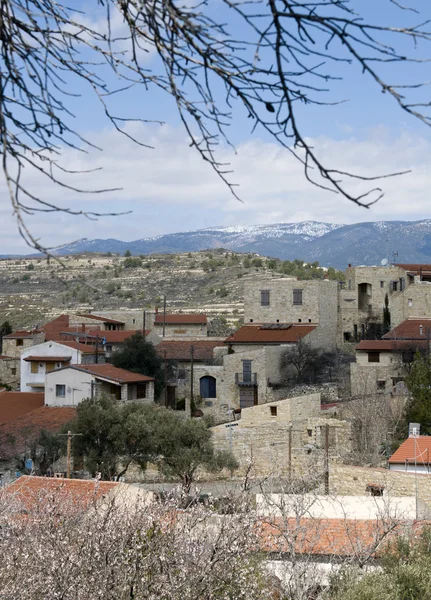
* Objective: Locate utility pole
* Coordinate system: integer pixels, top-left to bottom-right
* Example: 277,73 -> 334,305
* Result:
190,344 -> 194,415
288,423 -> 292,483
324,424 -> 330,495
162,295 -> 167,337
143,310 -> 146,338
95,336 -> 99,364
164,349 -> 168,408
60,430 -> 82,479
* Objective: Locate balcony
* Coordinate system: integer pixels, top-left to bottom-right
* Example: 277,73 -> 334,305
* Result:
235,372 -> 257,386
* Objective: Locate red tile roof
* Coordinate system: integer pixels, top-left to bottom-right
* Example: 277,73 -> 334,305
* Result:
65,364 -> 154,383
0,406 -> 75,459
76,314 -> 125,325
3,330 -> 37,340
356,339 -> 428,352
24,356 -> 72,362
6,475 -> 118,512
0,392 -> 44,424
383,318 -> 431,341
396,264 -> 431,274
225,323 -> 316,344
41,314 -> 70,331
87,329 -> 144,343
259,517 -> 405,557
58,340 -> 104,354
154,313 -> 207,325
388,436 -> 431,465
156,340 -> 223,361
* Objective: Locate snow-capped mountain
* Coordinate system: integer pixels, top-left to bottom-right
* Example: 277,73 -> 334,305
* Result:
53,220 -> 431,269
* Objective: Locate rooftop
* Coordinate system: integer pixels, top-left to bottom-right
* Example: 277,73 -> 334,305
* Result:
3,330 -> 38,340
225,323 -> 316,344
356,339 -> 428,352
154,313 -> 207,325
24,356 -> 72,363
59,364 -> 154,384
76,314 -> 125,325
156,340 -> 223,361
389,436 -> 431,465
6,475 -> 119,512
0,391 -> 44,424
383,318 -> 431,341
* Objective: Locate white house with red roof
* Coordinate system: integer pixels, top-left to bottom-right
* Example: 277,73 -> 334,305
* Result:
44,364 -> 155,407
388,435 -> 431,474
20,340 -> 105,393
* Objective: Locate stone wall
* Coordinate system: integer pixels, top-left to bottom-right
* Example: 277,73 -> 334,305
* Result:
0,356 -> 20,387
211,394 -> 352,476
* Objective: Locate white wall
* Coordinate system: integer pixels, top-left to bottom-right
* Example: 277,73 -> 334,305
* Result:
20,341 -> 81,392
45,368 -> 93,407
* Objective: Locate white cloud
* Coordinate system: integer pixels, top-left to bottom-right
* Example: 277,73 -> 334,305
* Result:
1,123 -> 430,253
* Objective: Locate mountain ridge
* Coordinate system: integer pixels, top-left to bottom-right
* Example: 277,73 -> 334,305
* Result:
53,220 -> 431,269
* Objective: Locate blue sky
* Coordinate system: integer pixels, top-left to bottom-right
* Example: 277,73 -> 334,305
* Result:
2,0 -> 431,253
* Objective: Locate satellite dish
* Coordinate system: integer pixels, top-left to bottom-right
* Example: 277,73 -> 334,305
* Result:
381,258 -> 388,266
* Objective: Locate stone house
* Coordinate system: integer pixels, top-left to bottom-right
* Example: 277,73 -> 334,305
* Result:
350,317 -> 431,397
210,393 -> 352,476
75,314 -> 126,331
244,278 -> 339,350
20,340 -> 106,393
224,322 -> 318,352
2,329 -> 45,358
153,312 -> 208,337
45,364 -> 155,407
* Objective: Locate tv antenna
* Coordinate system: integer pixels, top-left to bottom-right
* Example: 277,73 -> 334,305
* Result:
392,251 -> 399,264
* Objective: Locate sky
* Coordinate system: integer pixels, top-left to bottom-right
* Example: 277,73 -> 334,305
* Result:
2,0 -> 431,254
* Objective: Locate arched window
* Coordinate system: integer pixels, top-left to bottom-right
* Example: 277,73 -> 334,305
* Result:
200,376 -> 216,398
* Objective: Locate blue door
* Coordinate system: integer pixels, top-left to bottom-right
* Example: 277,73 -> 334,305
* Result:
200,376 -> 216,398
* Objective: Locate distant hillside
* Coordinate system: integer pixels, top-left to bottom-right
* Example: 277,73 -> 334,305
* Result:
52,220 -> 431,269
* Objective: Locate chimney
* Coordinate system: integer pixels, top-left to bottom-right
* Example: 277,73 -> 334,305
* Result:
348,263 -> 352,268
420,325 -> 424,336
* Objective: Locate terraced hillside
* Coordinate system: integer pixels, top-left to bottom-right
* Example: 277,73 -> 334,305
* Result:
0,249 -> 344,329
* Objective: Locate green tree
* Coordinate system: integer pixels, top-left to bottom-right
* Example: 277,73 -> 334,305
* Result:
155,415 -> 238,492
111,332 -> 171,397
124,250 -> 132,257
404,352 -> 431,436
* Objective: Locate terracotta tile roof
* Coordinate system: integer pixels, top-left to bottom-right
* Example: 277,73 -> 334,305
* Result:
65,364 -> 154,383
6,475 -> 118,512
0,406 -> 75,459
87,329 -> 144,343
395,264 -> 431,274
225,323 -> 316,344
388,436 -> 431,465
24,356 -> 72,362
383,318 -> 431,341
41,314 -> 70,331
76,313 -> 125,325
156,340 -> 223,361
356,339 -> 428,352
258,517 -> 404,557
154,313 -> 207,325
3,330 -> 37,340
0,392 -> 44,424
58,340 -> 104,354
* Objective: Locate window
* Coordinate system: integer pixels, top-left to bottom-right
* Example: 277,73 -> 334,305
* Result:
298,319 -> 302,323
307,428 -> 313,437
348,279 -> 352,290
56,384 -> 66,397
270,406 -> 277,417
368,352 -> 380,363
293,289 -> 303,305
260,289 -> 270,306
31,362 -> 38,374
377,380 -> 386,391
343,332 -> 351,342
200,376 -> 217,398
392,281 -> 398,292
16,339 -> 23,347
400,277 -> 405,291
11,368 -> 16,375
136,383 -> 147,398
408,298 -> 413,307
46,362 -> 55,372
242,360 -> 252,383
380,281 -> 384,288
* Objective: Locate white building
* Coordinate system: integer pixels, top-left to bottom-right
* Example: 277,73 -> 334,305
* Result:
388,435 -> 431,474
20,341 -> 105,392
45,364 -> 155,407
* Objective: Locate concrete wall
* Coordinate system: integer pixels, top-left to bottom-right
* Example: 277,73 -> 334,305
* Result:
45,368 -> 94,406
20,341 -> 81,392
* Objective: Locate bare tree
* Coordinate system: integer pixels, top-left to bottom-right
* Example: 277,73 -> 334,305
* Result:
2,1 -> 431,254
